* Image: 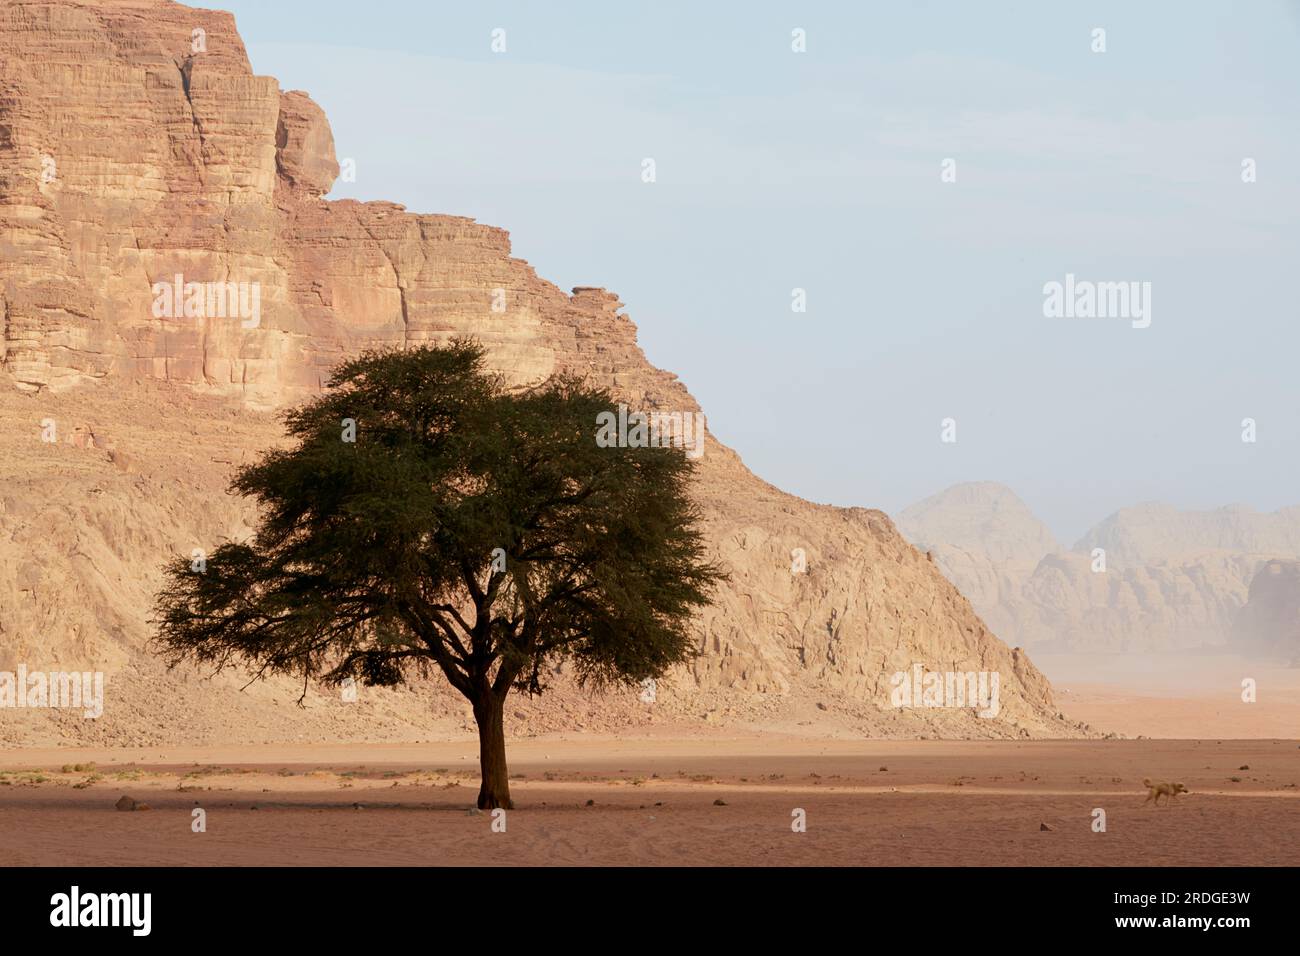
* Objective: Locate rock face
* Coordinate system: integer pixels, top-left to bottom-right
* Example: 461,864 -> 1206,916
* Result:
1076,503 -> 1300,571
899,483 -> 1062,566
0,0 -> 1076,745
1234,560 -> 1300,660
898,482 -> 1062,641
1010,550 -> 1265,651
0,0 -> 674,406
897,484 -> 1298,652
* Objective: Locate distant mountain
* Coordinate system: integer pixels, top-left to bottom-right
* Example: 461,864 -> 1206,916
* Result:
897,483 -> 1061,642
1234,560 -> 1300,661
896,484 -> 1300,653
1075,503 -> 1300,570
898,482 -> 1062,565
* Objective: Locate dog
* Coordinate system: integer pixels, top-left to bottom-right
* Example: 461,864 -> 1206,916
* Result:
1142,778 -> 1188,806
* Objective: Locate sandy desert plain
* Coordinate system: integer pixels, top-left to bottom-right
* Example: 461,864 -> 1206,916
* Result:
1,659 -> 1296,867
0,0 -> 1296,872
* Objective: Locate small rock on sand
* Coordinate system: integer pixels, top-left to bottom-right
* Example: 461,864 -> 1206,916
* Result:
114,795 -> 136,811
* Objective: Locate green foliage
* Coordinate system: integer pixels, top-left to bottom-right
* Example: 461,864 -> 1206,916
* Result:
154,339 -> 723,705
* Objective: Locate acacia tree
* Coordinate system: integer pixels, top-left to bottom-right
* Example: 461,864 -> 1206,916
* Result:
154,341 -> 722,808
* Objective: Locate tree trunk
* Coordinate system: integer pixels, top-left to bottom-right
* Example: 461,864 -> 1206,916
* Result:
472,691 -> 513,809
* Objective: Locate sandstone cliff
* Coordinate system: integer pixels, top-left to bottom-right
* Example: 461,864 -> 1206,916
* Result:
0,0 -> 1078,745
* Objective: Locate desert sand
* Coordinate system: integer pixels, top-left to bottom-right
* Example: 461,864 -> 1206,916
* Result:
1035,652 -> 1300,739
2,730 -> 1295,867
4,662 -> 1295,868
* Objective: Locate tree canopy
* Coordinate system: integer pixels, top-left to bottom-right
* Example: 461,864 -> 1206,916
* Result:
154,340 -> 722,807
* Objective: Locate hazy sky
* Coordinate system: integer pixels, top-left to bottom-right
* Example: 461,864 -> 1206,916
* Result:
219,0 -> 1300,544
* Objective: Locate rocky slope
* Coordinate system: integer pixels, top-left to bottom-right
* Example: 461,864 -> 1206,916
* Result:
897,484 -> 1299,654
0,0 -> 1079,746
897,482 -> 1062,641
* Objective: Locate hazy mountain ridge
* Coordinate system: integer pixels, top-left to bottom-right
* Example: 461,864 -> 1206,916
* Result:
897,482 -> 1300,654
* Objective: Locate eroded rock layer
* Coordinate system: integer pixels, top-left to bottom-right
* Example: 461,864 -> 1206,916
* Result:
0,0 -> 1076,744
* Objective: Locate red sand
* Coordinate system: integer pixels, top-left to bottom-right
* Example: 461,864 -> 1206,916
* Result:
1,735 -> 1296,866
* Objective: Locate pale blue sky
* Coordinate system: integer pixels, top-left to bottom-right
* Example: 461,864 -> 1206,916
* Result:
218,0 -> 1300,543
